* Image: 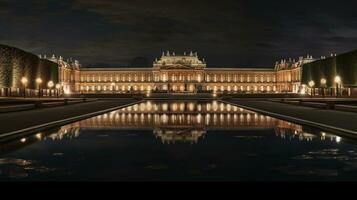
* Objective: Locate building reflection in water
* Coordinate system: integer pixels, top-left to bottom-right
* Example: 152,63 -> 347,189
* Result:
4,101 -> 343,149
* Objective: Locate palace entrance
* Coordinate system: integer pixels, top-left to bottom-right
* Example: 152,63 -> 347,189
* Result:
156,83 -> 202,93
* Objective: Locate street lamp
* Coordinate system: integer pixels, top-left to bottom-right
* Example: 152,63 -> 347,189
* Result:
47,81 -> 54,97
320,78 -> 327,97
55,83 -> 61,98
308,80 -> 315,97
21,77 -> 28,98
36,78 -> 43,98
334,75 -> 341,97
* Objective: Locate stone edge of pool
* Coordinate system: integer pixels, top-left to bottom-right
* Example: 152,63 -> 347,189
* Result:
221,100 -> 357,140
0,100 -> 144,143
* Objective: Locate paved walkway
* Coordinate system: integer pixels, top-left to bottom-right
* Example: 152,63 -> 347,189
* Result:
0,99 -> 137,134
227,99 -> 357,133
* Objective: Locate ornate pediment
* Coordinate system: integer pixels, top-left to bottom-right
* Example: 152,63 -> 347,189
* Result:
153,51 -> 206,69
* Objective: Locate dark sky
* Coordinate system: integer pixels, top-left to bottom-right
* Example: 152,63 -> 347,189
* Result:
1,0 -> 357,68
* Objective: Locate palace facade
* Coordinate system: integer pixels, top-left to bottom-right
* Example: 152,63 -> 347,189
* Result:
53,51 -> 317,95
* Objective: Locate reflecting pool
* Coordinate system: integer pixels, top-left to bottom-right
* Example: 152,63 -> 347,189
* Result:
1,100 -> 357,181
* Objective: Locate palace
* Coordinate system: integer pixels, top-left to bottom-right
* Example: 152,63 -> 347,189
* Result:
53,51 -> 317,95
2,44 -> 356,97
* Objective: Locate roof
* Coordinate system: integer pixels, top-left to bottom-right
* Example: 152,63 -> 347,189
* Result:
80,67 -> 152,71
206,68 -> 275,71
80,67 -> 276,72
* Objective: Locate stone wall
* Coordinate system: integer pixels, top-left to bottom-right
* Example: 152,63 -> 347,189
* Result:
0,44 -> 59,89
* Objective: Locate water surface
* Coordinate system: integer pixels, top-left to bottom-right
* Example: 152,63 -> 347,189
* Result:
1,100 -> 357,181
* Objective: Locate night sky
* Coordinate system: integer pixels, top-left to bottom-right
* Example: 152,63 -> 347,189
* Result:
1,0 -> 357,68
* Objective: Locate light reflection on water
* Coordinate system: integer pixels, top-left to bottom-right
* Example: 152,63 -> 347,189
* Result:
41,101 -> 340,144
0,100 -> 356,181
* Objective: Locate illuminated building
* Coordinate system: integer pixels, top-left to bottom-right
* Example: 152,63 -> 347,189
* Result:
51,51 -> 318,94
2,48 -> 356,95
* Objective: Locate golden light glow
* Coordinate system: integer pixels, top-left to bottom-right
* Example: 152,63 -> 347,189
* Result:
36,77 -> 43,84
334,75 -> 341,84
21,77 -> 28,85
320,78 -> 327,85
36,133 -> 42,140
308,80 -> 315,87
47,80 -> 54,88
300,85 -> 306,95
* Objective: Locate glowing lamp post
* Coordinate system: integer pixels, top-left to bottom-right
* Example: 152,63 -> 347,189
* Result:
320,78 -> 327,97
334,75 -> 341,97
36,78 -> 43,98
55,84 -> 61,98
47,81 -> 54,97
21,77 -> 28,98
308,80 -> 315,97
